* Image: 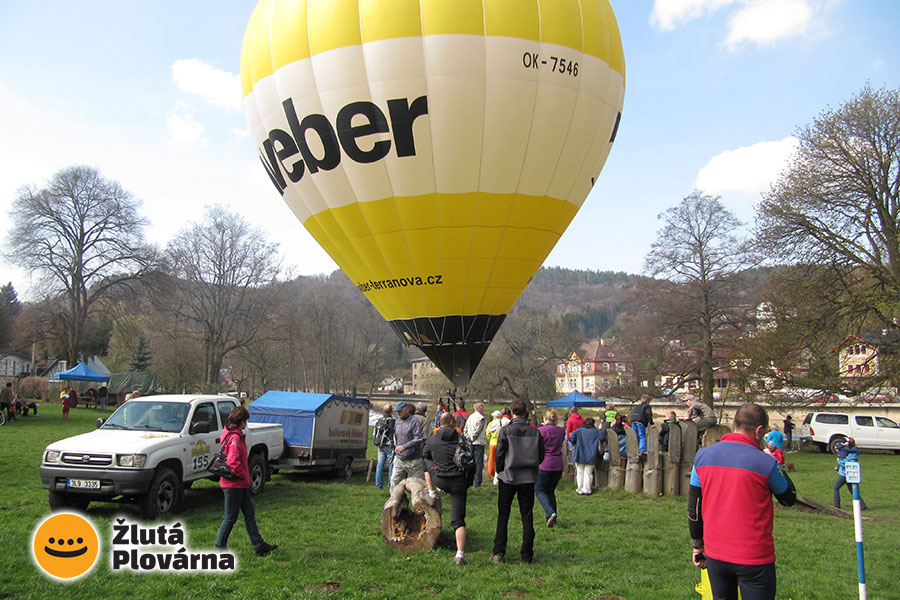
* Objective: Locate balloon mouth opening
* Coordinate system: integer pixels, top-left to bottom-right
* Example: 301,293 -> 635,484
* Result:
389,314 -> 506,388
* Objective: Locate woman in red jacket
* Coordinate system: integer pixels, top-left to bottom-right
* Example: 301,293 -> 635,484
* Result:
214,406 -> 277,556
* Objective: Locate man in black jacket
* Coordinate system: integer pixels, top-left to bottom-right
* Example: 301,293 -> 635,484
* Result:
424,412 -> 470,565
491,399 -> 545,564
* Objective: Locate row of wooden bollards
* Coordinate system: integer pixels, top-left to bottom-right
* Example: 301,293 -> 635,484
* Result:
566,420 -> 733,497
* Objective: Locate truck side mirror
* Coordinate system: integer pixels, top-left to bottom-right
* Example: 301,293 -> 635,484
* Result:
96,418 -> 105,429
190,421 -> 210,435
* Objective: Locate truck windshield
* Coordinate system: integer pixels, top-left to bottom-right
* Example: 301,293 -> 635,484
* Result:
102,402 -> 190,433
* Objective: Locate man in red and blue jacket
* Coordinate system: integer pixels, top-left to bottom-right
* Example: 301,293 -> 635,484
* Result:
688,403 -> 796,600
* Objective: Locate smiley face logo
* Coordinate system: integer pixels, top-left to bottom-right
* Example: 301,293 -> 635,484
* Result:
32,512 -> 100,580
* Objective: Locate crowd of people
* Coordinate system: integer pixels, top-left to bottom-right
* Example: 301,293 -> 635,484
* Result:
371,394 -> 864,600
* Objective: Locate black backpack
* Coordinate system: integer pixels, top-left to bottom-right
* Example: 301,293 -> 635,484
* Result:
453,433 -> 476,472
372,417 -> 395,447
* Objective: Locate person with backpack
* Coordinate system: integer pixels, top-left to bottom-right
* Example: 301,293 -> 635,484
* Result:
463,402 -> 487,487
372,404 -> 396,490
424,412 -> 474,565
630,395 -> 654,453
215,405 -> 278,556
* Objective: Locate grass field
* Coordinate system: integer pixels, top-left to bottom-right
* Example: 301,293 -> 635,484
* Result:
2,406 -> 898,599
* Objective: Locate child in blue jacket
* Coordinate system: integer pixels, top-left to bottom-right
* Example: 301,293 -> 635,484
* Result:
833,438 -> 868,510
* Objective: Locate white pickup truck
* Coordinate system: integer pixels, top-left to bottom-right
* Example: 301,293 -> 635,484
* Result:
39,394 -> 283,518
799,411 -> 900,454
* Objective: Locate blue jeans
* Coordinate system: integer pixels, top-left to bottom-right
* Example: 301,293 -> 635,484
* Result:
535,469 -> 562,520
216,487 -> 263,550
375,446 -> 394,489
633,422 -> 647,453
472,444 -> 485,487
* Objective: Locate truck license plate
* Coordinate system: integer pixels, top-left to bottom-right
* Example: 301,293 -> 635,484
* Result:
67,479 -> 100,490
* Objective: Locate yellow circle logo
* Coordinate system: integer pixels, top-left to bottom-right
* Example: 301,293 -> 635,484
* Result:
32,512 -> 100,580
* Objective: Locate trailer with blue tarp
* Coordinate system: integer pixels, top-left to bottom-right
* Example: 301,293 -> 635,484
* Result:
249,391 -> 370,479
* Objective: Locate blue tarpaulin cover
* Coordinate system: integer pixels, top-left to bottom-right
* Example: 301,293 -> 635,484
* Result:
547,390 -> 606,408
54,361 -> 110,383
248,391 -> 369,447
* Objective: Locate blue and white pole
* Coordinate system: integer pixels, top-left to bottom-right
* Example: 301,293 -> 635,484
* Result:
845,462 -> 866,600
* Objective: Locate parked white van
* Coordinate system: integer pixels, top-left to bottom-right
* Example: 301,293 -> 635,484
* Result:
800,411 -> 900,454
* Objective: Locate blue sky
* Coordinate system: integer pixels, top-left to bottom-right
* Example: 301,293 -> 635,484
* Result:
1,0 -> 898,301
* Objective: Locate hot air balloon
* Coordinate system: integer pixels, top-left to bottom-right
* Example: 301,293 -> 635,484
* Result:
241,0 -> 625,388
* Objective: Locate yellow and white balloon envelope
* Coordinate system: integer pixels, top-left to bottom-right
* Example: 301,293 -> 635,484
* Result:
241,0 -> 625,387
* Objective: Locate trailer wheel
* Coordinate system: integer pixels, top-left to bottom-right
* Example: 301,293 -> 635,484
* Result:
249,452 -> 267,496
341,457 -> 353,480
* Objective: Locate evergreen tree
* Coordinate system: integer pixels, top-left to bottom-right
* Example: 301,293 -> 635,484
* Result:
1,282 -> 21,317
128,333 -> 152,371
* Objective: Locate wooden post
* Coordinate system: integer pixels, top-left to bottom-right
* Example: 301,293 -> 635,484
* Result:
643,425 -> 661,496
702,424 -> 731,447
663,422 -> 681,496
366,459 -> 374,482
624,426 -> 643,494
607,431 -> 625,490
679,420 -> 698,497
597,434 -> 609,489
380,477 -> 442,551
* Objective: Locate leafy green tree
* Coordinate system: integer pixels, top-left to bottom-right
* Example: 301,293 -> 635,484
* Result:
756,84 -> 900,390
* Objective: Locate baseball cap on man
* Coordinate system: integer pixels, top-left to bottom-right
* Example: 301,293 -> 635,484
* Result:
491,410 -> 502,418
395,401 -> 409,412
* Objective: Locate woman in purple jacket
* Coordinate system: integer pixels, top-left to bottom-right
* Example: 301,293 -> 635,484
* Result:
536,409 -> 566,527
215,406 -> 278,556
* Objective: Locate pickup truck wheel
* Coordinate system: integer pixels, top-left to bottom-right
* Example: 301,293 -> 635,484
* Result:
828,436 -> 847,455
139,467 -> 182,519
48,491 -> 90,512
249,453 -> 266,496
341,457 -> 353,480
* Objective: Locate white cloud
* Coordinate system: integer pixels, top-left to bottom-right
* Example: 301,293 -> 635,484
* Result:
695,136 -> 799,197
166,102 -> 206,144
651,0 -> 739,31
724,0 -> 813,50
651,0 -> 831,49
171,58 -> 242,110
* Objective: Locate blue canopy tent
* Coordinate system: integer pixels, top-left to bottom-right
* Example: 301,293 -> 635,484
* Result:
54,361 -> 110,383
547,390 -> 606,408
248,391 -> 369,447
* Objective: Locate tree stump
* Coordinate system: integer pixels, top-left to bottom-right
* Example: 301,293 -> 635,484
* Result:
679,421 -> 698,497
702,424 -> 731,447
380,477 -> 442,551
607,432 -> 625,490
643,425 -> 662,496
624,427 -> 643,494
663,422 -> 681,496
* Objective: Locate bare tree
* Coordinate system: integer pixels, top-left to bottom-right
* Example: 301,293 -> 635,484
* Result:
756,84 -> 900,389
5,166 -> 156,364
163,205 -> 281,388
644,191 -> 757,406
468,306 -> 569,403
